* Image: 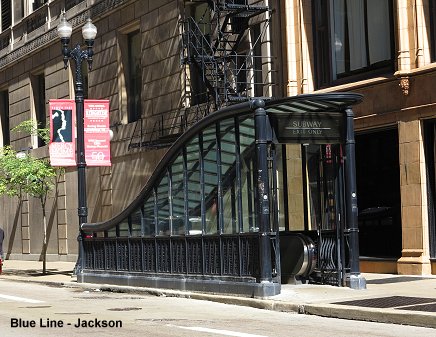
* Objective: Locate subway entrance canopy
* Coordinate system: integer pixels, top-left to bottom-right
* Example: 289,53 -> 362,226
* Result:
80,92 -> 366,297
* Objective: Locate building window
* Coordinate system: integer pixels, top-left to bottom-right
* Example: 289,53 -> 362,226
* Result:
0,89 -> 9,147
118,26 -> 142,124
184,2 -> 211,106
31,73 -> 46,148
65,0 -> 85,12
431,0 -> 436,62
31,0 -> 47,11
1,0 -> 11,31
313,0 -> 394,88
127,30 -> 142,123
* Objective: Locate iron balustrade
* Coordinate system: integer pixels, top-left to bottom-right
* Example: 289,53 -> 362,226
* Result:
82,233 -> 267,280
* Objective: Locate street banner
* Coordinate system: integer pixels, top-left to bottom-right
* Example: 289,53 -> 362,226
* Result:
49,99 -> 76,166
84,99 -> 111,166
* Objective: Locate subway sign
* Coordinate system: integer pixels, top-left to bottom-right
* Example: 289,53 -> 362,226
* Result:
269,112 -> 344,144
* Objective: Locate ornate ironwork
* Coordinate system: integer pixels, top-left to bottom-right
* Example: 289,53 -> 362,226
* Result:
82,234 -> 262,280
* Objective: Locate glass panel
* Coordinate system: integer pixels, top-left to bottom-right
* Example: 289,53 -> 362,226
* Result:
156,174 -> 170,235
286,144 -> 305,231
332,0 -> 392,78
118,219 -> 130,237
93,231 -> 104,238
367,0 -> 391,64
143,193 -> 156,236
275,145 -> 286,231
130,208 -> 142,237
305,145 -> 323,231
220,119 -> 237,234
106,227 -> 117,237
186,136 -> 202,234
203,126 -> 218,234
239,117 -> 256,232
171,154 -> 185,235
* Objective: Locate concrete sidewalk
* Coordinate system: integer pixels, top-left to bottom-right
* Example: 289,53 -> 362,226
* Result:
1,259 -> 436,329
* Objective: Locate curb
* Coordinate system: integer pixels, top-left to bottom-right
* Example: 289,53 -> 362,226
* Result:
302,304 -> 436,329
3,275 -> 436,329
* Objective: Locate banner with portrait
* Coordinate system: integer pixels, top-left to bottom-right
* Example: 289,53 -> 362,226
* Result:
49,99 -> 76,166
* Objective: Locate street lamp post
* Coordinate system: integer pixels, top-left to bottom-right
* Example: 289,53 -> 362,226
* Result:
57,14 -> 97,273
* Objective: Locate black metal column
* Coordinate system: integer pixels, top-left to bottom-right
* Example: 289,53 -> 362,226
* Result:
75,53 -> 87,273
253,99 -> 272,283
344,107 -> 366,289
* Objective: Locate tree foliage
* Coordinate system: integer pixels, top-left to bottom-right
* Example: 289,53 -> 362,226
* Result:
0,120 -> 61,274
0,146 -> 57,199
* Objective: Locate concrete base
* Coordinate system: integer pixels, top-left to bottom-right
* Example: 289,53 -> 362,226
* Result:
346,273 -> 367,290
78,270 -> 281,298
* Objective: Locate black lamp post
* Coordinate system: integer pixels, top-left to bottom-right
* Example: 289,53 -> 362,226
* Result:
57,14 -> 97,273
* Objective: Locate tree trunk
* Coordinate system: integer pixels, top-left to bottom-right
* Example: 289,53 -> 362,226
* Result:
41,196 -> 47,275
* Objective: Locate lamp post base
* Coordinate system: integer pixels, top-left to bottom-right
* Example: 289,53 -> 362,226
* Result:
346,273 -> 367,290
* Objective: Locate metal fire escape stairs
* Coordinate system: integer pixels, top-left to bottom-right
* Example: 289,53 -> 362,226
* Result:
182,0 -> 270,109
128,1 -> 271,151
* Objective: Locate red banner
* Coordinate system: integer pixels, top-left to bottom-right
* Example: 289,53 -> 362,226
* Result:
49,100 -> 76,166
84,100 -> 111,166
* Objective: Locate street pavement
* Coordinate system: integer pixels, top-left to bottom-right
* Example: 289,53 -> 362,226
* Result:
1,259 -> 436,329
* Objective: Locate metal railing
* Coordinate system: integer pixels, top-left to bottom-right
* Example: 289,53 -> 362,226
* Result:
83,233 -> 265,279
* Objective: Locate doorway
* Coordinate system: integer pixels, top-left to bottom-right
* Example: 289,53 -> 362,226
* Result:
355,128 -> 402,258
276,143 -> 348,285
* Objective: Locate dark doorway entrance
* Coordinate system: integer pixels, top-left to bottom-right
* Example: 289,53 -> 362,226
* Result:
355,128 -> 402,258
424,121 -> 436,259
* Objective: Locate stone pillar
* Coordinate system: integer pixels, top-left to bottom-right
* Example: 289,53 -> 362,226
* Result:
397,120 -> 431,274
396,0 -> 414,72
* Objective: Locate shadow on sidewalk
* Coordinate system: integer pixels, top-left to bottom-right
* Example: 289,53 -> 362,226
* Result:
2,269 -> 73,277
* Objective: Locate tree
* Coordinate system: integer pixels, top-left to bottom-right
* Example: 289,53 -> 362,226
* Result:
0,121 -> 61,274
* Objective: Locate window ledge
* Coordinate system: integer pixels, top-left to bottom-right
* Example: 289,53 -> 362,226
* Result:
314,75 -> 395,93
395,62 -> 436,77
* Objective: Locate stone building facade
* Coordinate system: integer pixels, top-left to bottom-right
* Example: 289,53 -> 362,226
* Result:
1,0 -> 436,277
0,0 -> 187,261
282,0 -> 436,275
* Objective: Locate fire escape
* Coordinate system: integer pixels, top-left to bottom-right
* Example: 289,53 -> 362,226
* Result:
129,0 -> 272,150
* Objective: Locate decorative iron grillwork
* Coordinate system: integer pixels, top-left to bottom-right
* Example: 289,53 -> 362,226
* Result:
82,234 -> 263,280
187,238 -> 203,274
203,237 -> 221,275
171,238 -> 187,274
222,237 -> 239,275
143,239 -> 156,272
94,240 -> 105,270
117,239 -> 129,271
130,239 -> 143,272
156,239 -> 171,273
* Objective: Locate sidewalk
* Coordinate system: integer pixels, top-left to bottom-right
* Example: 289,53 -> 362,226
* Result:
1,259 -> 436,329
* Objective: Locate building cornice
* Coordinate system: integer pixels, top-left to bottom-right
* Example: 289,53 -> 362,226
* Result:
0,0 -> 128,70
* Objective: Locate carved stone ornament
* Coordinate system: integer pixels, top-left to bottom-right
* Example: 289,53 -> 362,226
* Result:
399,76 -> 410,96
